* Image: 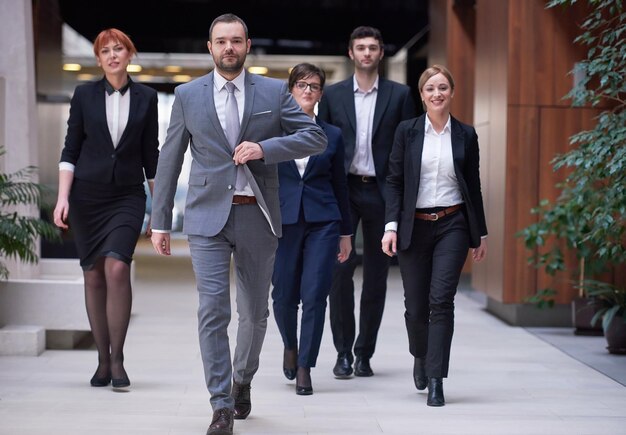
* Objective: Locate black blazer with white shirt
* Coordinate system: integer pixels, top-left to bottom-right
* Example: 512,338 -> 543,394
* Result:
385,114 -> 488,249
60,77 -> 159,186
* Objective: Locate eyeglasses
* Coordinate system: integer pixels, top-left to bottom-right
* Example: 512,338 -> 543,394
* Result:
294,81 -> 322,93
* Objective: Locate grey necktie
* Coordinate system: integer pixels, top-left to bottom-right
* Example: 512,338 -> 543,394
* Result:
225,82 -> 247,191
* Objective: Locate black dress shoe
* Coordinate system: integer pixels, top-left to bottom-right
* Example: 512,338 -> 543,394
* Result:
427,377 -> 445,407
231,381 -> 251,420
283,348 -> 297,380
207,407 -> 234,435
413,358 -> 428,391
354,357 -> 374,377
295,366 -> 313,395
332,352 -> 353,378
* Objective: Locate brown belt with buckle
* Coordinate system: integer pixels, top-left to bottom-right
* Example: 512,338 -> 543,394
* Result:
232,195 -> 257,205
415,204 -> 462,221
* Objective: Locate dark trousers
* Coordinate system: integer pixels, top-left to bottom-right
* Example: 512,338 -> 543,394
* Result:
272,212 -> 340,368
329,176 -> 389,359
397,211 -> 469,378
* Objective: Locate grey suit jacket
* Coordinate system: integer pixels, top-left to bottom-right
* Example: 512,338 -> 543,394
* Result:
151,71 -> 327,238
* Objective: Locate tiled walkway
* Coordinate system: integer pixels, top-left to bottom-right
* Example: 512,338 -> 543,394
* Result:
1,240 -> 625,434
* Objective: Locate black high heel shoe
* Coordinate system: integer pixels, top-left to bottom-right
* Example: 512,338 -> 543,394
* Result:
283,348 -> 297,381
112,374 -> 131,390
295,367 -> 313,395
90,368 -> 111,387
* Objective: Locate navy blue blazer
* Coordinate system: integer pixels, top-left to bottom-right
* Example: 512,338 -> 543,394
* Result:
60,77 -> 159,186
277,119 -> 352,236
317,76 -> 417,198
385,114 -> 488,249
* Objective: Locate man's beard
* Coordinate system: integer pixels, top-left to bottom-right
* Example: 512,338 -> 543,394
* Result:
217,55 -> 244,73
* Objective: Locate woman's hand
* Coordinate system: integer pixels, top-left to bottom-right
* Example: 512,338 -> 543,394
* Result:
53,199 -> 70,230
472,238 -> 488,262
381,230 -> 397,257
337,236 -> 352,263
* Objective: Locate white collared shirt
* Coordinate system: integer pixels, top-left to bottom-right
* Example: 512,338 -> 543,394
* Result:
415,115 -> 463,208
349,75 -> 378,177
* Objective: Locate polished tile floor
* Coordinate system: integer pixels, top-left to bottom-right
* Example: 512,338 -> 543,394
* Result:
1,239 -> 625,434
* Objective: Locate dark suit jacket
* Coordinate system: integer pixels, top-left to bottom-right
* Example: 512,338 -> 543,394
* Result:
277,119 -> 352,235
60,77 -> 159,185
317,76 -> 417,198
385,114 -> 488,249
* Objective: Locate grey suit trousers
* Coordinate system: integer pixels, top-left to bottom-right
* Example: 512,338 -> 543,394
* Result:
188,203 -> 278,411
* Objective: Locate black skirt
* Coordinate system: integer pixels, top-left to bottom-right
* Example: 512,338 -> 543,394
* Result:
68,178 -> 146,270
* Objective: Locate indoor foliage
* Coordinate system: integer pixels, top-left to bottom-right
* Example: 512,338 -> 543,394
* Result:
519,0 -> 625,306
0,147 -> 59,279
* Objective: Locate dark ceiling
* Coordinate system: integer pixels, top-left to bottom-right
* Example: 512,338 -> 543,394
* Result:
58,0 -> 429,57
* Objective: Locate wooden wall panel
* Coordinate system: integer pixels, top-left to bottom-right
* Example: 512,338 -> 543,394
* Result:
448,0 -> 476,125
536,107 -> 600,303
503,107 -> 539,303
471,0 -> 509,301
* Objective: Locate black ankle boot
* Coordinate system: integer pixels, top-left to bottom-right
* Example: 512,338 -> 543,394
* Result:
413,358 -> 427,391
427,377 -> 445,406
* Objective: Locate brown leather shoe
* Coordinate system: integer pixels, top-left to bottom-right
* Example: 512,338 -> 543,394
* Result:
231,381 -> 251,419
207,408 -> 233,435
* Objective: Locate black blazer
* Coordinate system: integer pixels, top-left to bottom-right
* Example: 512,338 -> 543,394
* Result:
317,76 -> 416,198
277,119 -> 352,235
385,114 -> 488,249
60,77 -> 159,186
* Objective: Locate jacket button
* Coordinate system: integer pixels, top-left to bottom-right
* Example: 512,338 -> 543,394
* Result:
227,185 -> 233,190
111,154 -> 115,159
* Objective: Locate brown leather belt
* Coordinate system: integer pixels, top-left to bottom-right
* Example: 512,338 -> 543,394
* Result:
232,195 -> 257,205
415,204 -> 462,221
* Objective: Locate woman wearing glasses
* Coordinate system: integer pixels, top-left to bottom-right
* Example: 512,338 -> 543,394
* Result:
272,63 -> 352,395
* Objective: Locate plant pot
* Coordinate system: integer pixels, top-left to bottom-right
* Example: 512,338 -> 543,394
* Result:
604,315 -> 626,355
572,297 -> 604,336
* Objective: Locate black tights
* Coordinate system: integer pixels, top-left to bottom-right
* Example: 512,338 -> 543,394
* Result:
84,256 -> 132,380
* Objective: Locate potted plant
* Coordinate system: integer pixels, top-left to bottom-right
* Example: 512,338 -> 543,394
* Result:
585,280 -> 626,354
0,147 -> 59,279
518,0 -> 626,331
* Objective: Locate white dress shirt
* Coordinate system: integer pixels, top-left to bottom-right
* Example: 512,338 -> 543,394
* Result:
349,75 -> 378,177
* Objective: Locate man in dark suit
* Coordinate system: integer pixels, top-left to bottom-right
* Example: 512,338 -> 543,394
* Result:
150,14 -> 326,435
318,26 -> 417,378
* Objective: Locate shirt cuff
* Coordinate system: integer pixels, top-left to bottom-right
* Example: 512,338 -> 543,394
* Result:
340,234 -> 352,238
385,222 -> 398,232
59,162 -> 75,172
481,235 -> 488,239
151,229 -> 171,234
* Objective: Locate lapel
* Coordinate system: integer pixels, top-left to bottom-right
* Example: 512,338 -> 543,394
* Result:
410,114 -> 426,190
372,77 -> 391,137
202,72 -> 232,153
239,73 -> 256,143
94,79 -> 115,150
450,116 -> 466,174
340,79 -> 357,134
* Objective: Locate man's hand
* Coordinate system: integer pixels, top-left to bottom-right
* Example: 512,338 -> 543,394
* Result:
151,232 -> 171,256
381,231 -> 397,257
233,141 -> 264,165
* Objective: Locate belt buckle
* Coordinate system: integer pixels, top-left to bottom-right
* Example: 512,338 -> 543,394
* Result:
361,176 -> 370,183
430,213 -> 439,221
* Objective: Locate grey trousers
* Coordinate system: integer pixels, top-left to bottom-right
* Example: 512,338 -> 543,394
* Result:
188,204 -> 278,411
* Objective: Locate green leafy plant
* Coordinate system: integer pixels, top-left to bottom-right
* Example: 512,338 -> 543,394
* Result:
583,280 -> 626,330
0,147 -> 59,279
519,0 -> 626,304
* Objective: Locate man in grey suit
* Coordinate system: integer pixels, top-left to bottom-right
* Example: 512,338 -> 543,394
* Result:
150,14 -> 326,435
